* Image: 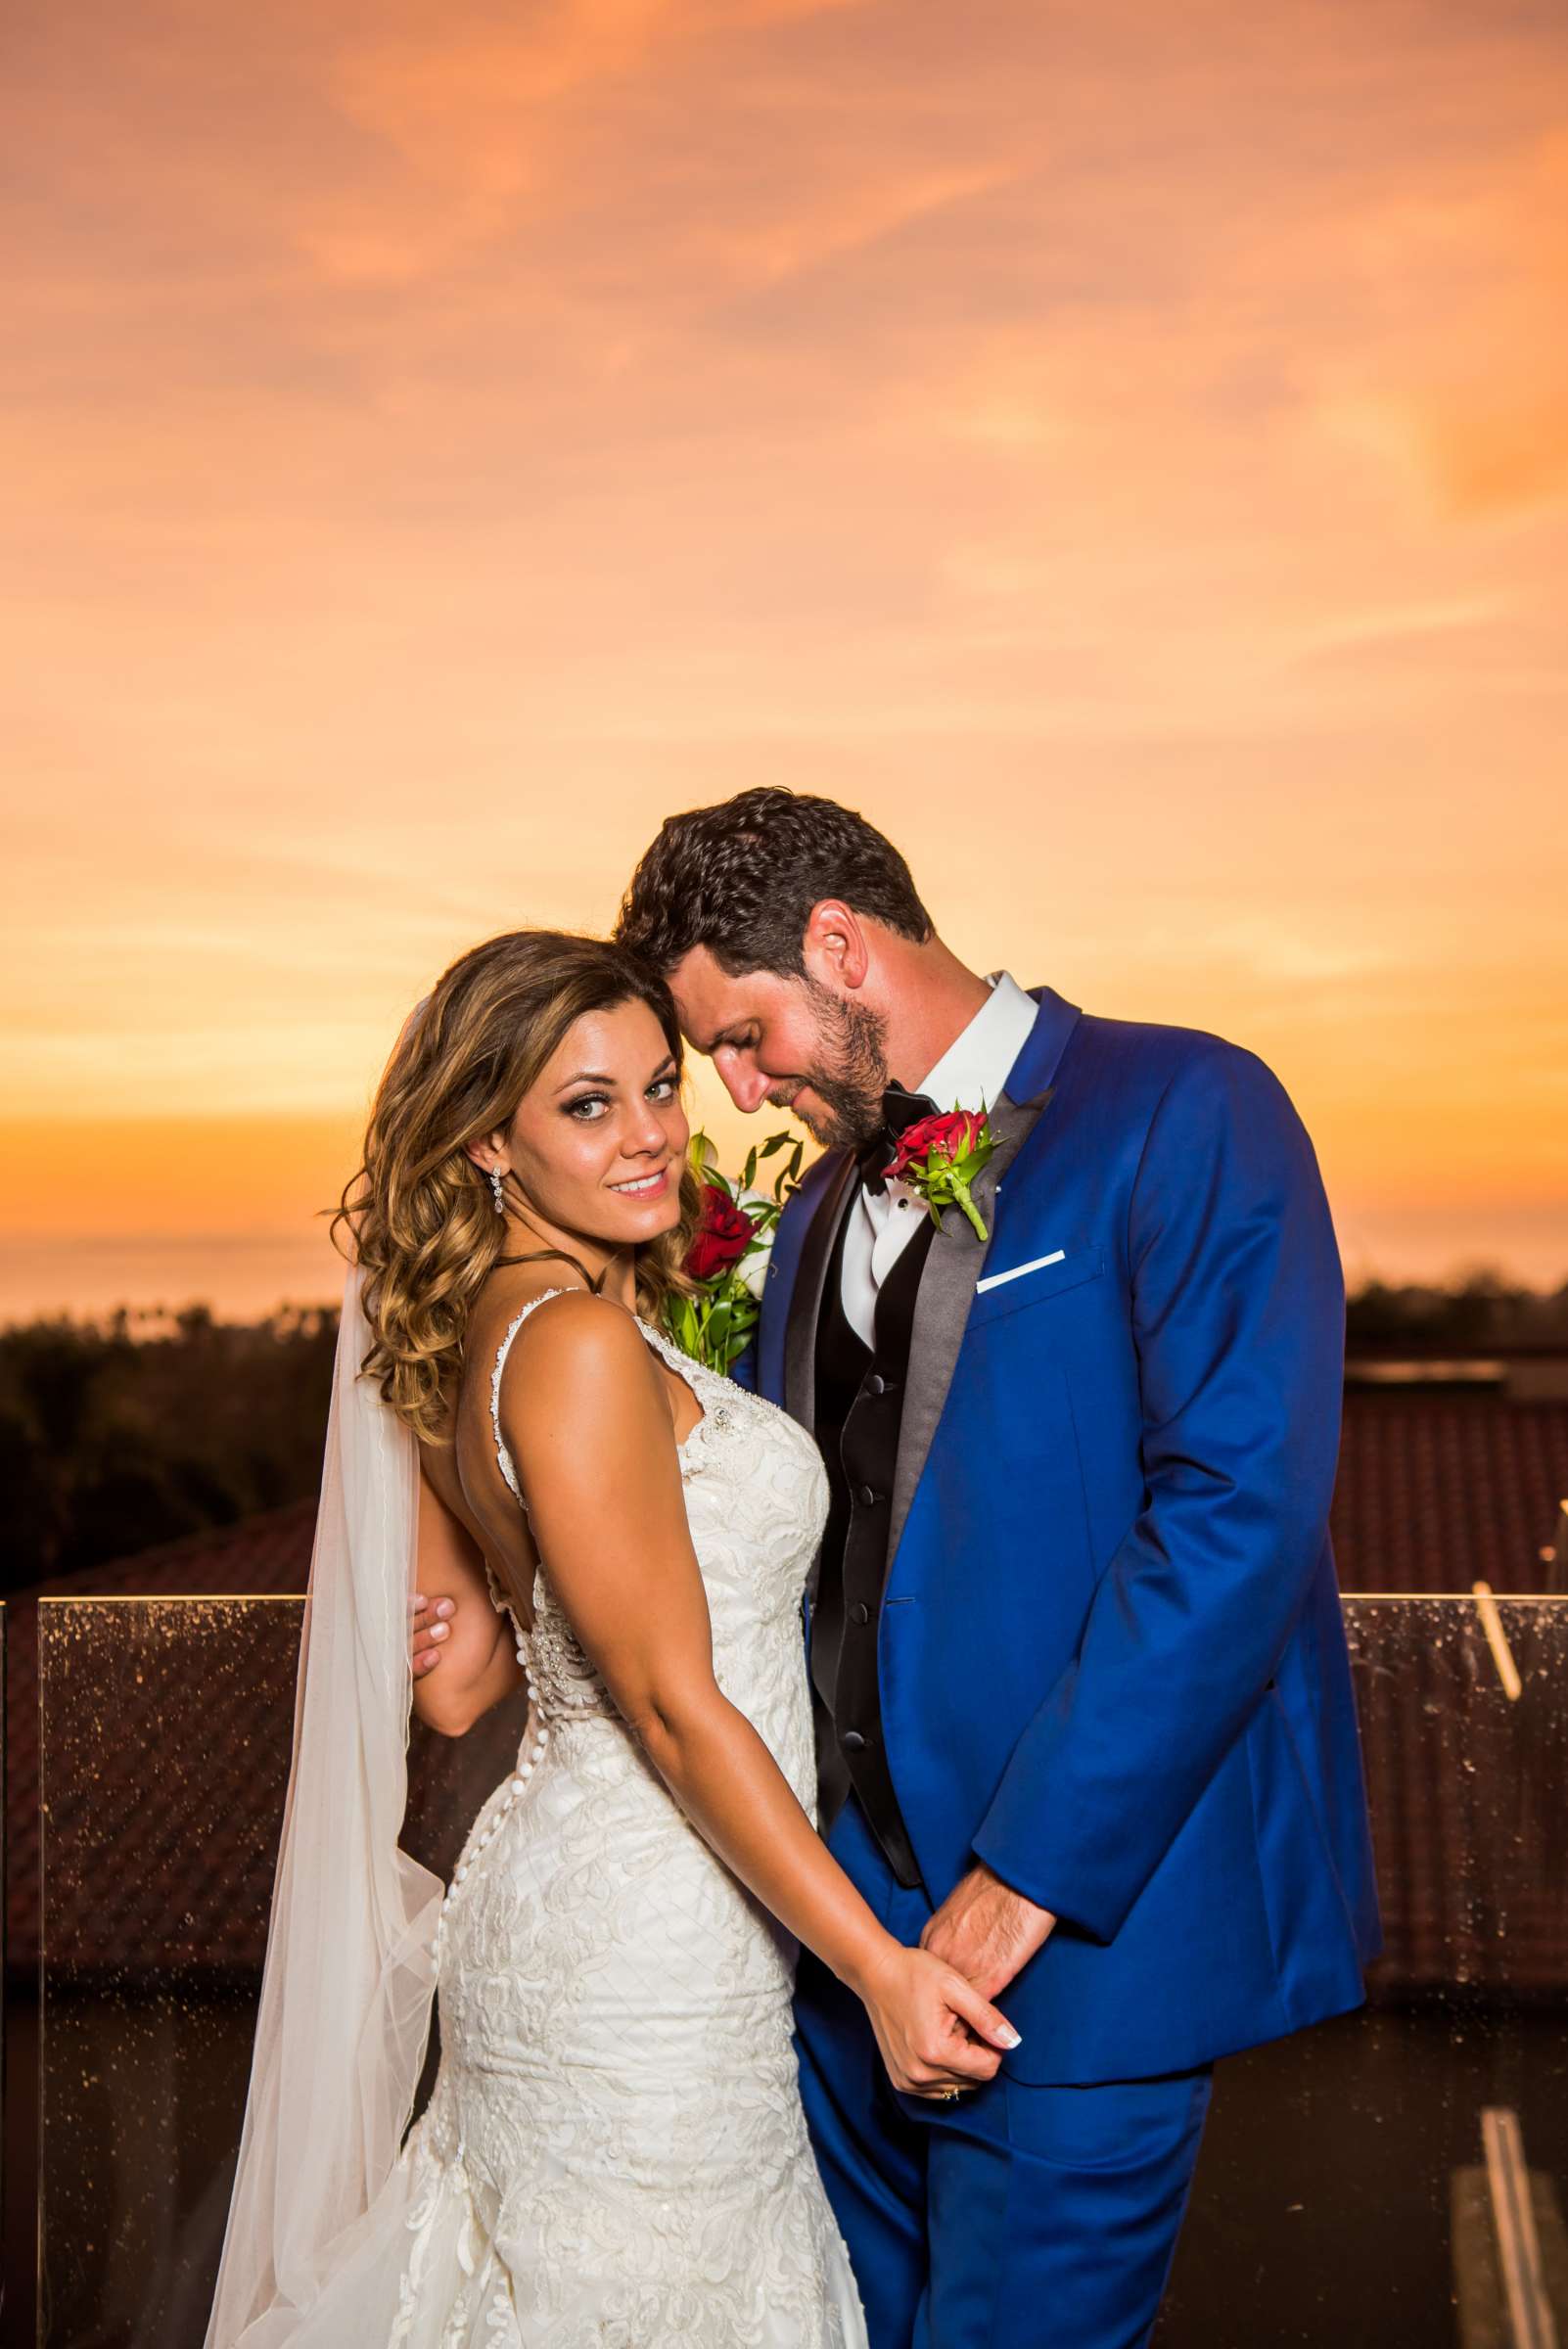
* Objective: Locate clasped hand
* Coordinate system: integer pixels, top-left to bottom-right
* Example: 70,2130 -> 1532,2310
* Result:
858,1865 -> 1054,2102
920,1863 -> 1056,2002
853,1938 -> 1021,2101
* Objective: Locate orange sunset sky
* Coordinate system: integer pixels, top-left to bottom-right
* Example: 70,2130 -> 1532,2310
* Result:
5,0 -> 1566,1318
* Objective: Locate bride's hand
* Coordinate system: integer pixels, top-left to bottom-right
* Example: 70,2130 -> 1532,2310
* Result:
854,1940 -> 1021,2099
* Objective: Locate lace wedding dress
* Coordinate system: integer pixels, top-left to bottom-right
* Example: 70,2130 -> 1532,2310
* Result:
375,1292 -> 867,2347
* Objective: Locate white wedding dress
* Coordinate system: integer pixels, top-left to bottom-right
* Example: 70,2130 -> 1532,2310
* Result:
379,1293 -> 868,2347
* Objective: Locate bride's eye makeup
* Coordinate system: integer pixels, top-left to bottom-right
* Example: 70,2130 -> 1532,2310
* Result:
562,1065 -> 679,1121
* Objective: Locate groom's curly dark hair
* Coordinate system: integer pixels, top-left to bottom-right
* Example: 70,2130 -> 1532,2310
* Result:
616,788 -> 934,978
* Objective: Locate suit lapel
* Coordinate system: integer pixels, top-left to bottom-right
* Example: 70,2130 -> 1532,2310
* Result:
782,1150 -> 857,1431
885,1088 -> 1048,1572
884,985 -> 1084,1575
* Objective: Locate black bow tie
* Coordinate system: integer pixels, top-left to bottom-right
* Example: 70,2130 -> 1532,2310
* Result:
855,1083 -> 939,1195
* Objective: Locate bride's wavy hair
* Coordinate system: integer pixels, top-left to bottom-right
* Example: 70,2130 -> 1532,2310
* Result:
332,931 -> 703,1442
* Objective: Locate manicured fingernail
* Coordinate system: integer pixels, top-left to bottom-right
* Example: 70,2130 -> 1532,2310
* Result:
436,1598 -> 454,1618
412,1593 -> 426,1609
997,2024 -> 1021,2049
432,1623 -> 449,1640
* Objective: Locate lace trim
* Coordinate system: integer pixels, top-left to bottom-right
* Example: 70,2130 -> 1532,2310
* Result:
484,1290 -> 578,1640
633,1317 -> 737,1482
488,1289 -> 577,1509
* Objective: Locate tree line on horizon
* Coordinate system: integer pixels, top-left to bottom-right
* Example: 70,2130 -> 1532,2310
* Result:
1,1271 -> 1565,1593
0,1305 -> 340,1595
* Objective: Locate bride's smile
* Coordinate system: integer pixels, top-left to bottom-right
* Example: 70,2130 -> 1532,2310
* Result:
466,998 -> 691,1280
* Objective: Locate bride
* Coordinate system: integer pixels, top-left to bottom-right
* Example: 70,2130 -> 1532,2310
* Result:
206,929 -> 1014,2348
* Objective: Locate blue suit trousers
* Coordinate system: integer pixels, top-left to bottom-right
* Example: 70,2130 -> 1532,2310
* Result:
796,1797 -> 1213,2349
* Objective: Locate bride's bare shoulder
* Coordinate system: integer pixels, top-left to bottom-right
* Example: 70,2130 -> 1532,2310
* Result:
452,1284 -> 652,1485
499,1287 -> 650,1392
465,1276 -> 609,1360
460,1281 -> 643,1405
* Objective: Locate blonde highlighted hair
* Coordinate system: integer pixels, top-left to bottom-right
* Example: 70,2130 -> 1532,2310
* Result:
332,931 -> 702,1442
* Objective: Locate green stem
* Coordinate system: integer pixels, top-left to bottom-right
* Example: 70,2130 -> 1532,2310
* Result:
951,1175 -> 989,1243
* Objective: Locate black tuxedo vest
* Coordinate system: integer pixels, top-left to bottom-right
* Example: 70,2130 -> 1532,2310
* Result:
810,1193 -> 936,1889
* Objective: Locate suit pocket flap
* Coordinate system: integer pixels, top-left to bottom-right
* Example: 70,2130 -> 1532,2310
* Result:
968,1243 -> 1106,1328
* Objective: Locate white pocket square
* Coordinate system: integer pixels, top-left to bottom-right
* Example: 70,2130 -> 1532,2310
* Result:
975,1247 -> 1066,1296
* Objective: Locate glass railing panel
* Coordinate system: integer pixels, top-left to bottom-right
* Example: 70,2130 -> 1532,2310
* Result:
1160,1594 -> 1568,2346
38,1597 -> 302,2349
35,1595 -> 525,2348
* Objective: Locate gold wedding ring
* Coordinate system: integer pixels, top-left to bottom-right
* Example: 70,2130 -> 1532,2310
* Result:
934,2087 -> 963,2103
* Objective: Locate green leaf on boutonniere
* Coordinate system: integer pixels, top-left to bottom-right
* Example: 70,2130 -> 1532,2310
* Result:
888,1106 -> 998,1242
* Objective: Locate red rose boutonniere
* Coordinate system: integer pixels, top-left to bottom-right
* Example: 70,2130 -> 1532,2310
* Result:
886,1105 -> 998,1242
665,1129 -> 807,1373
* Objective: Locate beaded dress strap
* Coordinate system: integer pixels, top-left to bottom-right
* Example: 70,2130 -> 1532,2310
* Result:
488,1287 -> 585,1510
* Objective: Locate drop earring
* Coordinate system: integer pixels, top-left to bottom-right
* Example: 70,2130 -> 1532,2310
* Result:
489,1167 -> 506,1217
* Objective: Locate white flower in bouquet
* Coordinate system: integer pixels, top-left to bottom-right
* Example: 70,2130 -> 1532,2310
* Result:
733,1191 -> 779,1299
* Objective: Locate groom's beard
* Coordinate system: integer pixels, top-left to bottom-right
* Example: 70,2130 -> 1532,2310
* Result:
768,984 -> 889,1151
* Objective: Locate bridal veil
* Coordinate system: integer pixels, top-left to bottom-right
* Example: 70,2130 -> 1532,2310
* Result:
204,1265 -> 442,2347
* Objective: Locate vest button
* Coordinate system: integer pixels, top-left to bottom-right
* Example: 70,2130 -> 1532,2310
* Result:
866,1372 -> 888,1396
854,1483 -> 880,1507
842,1729 -> 868,1752
851,1602 -> 871,1626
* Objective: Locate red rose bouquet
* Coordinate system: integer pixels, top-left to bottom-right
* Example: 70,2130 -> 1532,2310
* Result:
685,1183 -> 754,1283
665,1129 -> 807,1372
886,1105 -> 997,1241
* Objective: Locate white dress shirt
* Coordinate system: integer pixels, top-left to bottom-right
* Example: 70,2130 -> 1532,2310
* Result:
838,970 -> 1038,1348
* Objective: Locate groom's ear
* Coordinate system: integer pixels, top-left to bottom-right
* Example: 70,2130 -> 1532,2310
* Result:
802,899 -> 870,991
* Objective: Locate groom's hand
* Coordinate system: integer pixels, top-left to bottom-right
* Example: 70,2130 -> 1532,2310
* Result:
920,1863 -> 1055,2000
411,1590 -> 454,1677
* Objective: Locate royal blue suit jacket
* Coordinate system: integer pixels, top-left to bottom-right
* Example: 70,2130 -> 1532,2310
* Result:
746,986 -> 1380,2085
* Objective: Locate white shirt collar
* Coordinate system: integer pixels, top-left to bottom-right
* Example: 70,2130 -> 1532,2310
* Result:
915,970 -> 1038,1115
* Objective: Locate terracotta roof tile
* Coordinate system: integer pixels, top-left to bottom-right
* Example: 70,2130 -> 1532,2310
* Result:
1333,1393 -> 1568,1594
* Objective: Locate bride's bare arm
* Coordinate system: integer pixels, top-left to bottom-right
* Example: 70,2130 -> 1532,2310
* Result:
502,1293 -> 1019,2097
409,1459 -> 527,1736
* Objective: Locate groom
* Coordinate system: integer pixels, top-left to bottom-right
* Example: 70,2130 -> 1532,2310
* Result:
616,789 -> 1380,2349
